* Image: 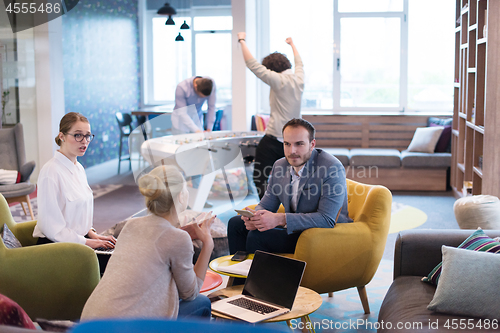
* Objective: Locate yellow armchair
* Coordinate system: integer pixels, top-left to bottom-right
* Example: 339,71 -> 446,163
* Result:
0,194 -> 100,321
248,179 -> 392,314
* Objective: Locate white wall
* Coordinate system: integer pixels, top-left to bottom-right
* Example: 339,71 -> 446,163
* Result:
231,0 -> 257,131
32,18 -> 65,182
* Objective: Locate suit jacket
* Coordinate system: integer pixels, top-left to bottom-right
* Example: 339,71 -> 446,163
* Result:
256,149 -> 351,234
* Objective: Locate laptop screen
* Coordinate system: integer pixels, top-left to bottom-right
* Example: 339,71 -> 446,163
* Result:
242,251 -> 306,309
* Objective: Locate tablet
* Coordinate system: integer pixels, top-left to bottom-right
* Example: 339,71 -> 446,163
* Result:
235,209 -> 254,217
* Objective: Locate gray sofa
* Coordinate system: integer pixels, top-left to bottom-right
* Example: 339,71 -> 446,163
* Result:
322,148 -> 451,191
378,229 -> 500,333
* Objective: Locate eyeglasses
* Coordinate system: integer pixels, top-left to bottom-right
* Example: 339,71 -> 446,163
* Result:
66,133 -> 95,143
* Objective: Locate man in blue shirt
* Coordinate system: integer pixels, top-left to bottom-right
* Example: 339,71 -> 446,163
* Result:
173,76 -> 216,133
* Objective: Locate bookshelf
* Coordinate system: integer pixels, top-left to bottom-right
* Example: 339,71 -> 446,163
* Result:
452,0 -> 500,198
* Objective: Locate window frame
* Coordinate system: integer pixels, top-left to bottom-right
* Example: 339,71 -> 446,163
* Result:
258,0 -> 416,113
141,5 -> 232,106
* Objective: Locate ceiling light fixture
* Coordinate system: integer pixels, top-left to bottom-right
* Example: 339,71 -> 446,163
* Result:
157,3 -> 176,25
175,33 -> 184,41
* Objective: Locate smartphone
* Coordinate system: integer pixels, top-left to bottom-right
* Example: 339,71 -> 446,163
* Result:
231,251 -> 248,261
235,209 -> 254,218
209,295 -> 228,303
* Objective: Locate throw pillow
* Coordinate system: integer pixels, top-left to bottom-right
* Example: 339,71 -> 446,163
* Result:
427,117 -> 453,152
430,123 -> 452,153
422,228 -> 500,285
427,246 -> 500,319
427,116 -> 453,127
407,126 -> 444,153
0,293 -> 36,329
0,169 -> 20,185
1,224 -> 22,249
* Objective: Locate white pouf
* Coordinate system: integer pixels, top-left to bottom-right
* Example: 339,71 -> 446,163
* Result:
454,195 -> 500,229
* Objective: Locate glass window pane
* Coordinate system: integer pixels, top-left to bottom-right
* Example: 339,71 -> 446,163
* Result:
269,0 -> 333,110
338,0 -> 403,12
152,17 -> 192,102
340,17 -> 400,107
408,0 -> 455,111
194,16 -> 233,31
195,33 -> 232,103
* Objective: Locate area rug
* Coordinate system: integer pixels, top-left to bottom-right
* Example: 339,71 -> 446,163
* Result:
300,258 -> 393,333
220,258 -> 394,333
389,202 -> 427,234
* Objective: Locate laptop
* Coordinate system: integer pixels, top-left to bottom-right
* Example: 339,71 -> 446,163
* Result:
211,251 -> 306,323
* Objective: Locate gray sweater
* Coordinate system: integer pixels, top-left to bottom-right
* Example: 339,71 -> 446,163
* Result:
246,54 -> 304,138
80,214 -> 203,320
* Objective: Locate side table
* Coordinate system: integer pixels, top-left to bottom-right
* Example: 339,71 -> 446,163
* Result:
209,254 -> 254,286
208,285 -> 322,333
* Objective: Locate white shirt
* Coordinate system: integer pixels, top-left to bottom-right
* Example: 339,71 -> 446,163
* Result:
33,151 -> 93,244
245,55 -> 304,138
171,104 -> 202,134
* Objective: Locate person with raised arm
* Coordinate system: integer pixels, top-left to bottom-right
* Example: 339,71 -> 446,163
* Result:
237,32 -> 305,199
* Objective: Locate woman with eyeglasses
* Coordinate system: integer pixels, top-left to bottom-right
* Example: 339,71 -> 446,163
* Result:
33,112 -> 116,274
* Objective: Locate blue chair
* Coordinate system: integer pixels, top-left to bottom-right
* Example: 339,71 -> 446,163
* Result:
70,319 -> 289,333
212,109 -> 223,131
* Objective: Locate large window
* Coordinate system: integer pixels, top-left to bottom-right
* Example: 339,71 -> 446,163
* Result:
266,0 -> 455,113
143,6 -> 232,106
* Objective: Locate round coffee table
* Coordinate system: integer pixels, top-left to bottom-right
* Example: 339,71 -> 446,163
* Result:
209,254 -> 254,286
208,285 -> 322,332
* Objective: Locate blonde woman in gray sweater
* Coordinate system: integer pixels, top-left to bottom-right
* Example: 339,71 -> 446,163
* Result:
81,165 -> 215,320
237,32 -> 304,199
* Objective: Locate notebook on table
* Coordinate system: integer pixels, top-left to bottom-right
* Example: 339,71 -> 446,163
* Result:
211,251 -> 306,323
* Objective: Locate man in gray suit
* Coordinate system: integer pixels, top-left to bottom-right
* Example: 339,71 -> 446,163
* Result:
228,118 -> 351,254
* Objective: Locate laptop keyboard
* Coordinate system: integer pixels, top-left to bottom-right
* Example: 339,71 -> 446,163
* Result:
228,298 -> 279,314
94,247 -> 114,254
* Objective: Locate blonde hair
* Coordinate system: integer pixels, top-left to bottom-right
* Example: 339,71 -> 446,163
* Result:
138,165 -> 185,216
55,112 -> 89,146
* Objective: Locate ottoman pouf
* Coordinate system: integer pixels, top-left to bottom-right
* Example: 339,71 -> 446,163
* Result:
454,195 -> 500,229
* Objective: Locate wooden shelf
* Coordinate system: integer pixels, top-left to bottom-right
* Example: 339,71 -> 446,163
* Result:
451,0 -> 499,197
473,166 -> 483,178
465,121 -> 485,132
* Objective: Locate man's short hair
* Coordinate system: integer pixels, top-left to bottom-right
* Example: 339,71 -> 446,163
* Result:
196,78 -> 213,96
282,118 -> 315,142
262,52 -> 292,73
